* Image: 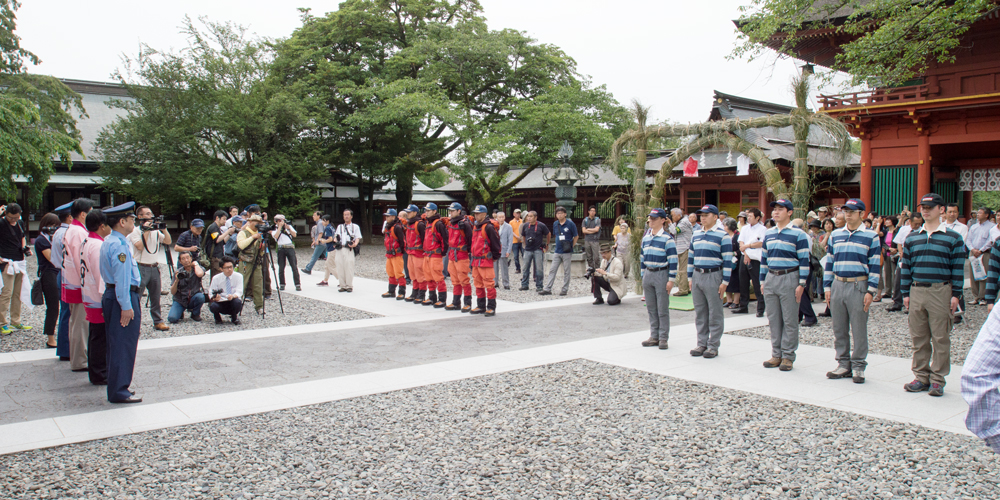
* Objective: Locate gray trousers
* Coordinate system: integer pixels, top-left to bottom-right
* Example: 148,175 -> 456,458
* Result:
137,264 -> 163,324
642,269 -> 671,340
583,240 -> 600,269
544,253 -> 572,293
692,270 -> 724,350
762,271 -> 800,361
830,279 -> 870,370
494,256 -> 510,288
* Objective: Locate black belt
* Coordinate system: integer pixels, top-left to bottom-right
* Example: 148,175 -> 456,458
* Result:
912,281 -> 949,288
646,267 -> 667,272
137,263 -> 159,268
106,284 -> 141,293
769,268 -> 797,276
695,266 -> 722,274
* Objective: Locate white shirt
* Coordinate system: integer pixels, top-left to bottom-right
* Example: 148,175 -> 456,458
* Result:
209,272 -> 244,301
942,219 -> 968,241
128,227 -> 165,265
271,225 -> 296,246
334,223 -> 362,247
990,225 -> 1000,246
892,224 -> 913,245
737,222 -> 766,261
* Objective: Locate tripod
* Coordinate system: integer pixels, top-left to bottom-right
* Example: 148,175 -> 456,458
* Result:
241,237 -> 285,318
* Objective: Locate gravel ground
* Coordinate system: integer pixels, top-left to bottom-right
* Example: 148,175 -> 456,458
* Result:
731,291 -> 989,366
318,244 -> 643,304
2,359 -> 997,499
0,256 -> 379,354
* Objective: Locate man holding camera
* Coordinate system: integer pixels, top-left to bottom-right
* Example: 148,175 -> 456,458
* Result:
519,211 -> 549,292
174,219 -> 204,263
0,203 -> 33,336
167,252 -> 206,323
204,210 -> 235,279
128,205 -> 172,332
237,214 -> 266,313
271,214 -> 301,292
334,209 -> 362,293
63,198 -> 94,371
209,256 -> 244,324
591,243 -> 625,305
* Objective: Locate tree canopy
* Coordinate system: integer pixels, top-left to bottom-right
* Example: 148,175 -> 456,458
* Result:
96,18 -> 324,216
0,0 -> 84,204
733,0 -> 997,88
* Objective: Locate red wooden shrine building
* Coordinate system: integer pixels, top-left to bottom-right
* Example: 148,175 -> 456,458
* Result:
752,9 -> 1000,217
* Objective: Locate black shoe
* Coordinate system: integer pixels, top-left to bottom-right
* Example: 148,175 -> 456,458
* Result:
279,285 -> 285,291
593,298 -> 604,305
731,307 -> 749,314
191,315 -> 203,322
504,286 -> 510,290
300,268 -> 311,275
559,291 -> 567,296
801,319 -> 817,327
886,304 -> 902,312
232,317 -> 241,325
214,317 -> 224,325
954,315 -> 963,324
519,286 -> 529,291
755,312 -> 765,318
111,395 -> 143,404
59,356 -> 70,361
817,310 -> 831,317
295,285 -> 301,291
538,290 -> 552,296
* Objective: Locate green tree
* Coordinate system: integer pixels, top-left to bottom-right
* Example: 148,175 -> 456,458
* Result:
0,0 -> 84,204
96,17 -> 323,217
733,0 -> 996,88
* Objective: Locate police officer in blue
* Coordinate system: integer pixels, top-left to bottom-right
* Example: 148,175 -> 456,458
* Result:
100,202 -> 143,404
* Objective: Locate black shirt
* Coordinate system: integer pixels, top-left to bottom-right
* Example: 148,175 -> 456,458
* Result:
172,266 -> 205,308
0,221 -> 25,261
205,223 -> 226,260
35,233 -> 58,275
520,221 -> 550,252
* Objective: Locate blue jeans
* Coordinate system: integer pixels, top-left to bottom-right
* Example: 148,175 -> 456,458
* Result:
511,242 -> 523,271
521,249 -> 545,290
56,272 -> 71,358
168,293 -> 206,323
303,245 -> 326,272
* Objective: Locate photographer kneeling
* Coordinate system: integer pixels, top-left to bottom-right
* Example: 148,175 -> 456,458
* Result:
167,252 -> 206,323
591,243 -> 626,306
208,257 -> 243,325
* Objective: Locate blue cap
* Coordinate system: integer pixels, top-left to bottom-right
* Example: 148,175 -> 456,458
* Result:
191,218 -> 205,228
231,216 -> 244,224
54,202 -> 73,214
769,198 -> 794,211
472,205 -> 489,214
423,202 -> 438,211
403,204 -> 419,213
103,201 -> 136,216
383,208 -> 398,217
696,204 -> 719,215
447,202 -> 464,212
648,208 -> 667,219
842,199 -> 866,212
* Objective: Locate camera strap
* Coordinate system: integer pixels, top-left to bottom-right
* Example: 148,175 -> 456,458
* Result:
141,229 -> 161,256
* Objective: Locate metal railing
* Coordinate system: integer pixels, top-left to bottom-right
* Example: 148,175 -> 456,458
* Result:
819,84 -> 929,110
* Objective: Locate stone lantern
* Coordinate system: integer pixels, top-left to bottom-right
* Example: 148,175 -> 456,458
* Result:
543,141 -> 588,215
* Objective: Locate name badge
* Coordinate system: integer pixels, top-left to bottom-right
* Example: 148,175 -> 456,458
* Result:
558,234 -> 565,241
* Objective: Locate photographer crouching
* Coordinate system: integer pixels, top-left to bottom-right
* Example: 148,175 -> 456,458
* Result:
591,243 -> 626,306
208,256 -> 243,324
167,252 -> 206,323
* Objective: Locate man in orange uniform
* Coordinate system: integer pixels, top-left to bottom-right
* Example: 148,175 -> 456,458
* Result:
470,205 -> 502,316
445,203 -> 474,312
381,209 -> 407,300
402,204 -> 427,304
421,203 -> 450,308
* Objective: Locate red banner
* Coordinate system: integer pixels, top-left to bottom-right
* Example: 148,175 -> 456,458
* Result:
683,157 -> 698,177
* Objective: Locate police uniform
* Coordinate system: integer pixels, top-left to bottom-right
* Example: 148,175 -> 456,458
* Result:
99,202 -> 143,403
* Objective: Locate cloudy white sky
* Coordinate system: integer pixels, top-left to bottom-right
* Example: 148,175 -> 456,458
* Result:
15,0 -> 830,124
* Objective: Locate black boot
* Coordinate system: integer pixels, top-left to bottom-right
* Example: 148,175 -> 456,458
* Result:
484,299 -> 496,317
434,291 -> 447,308
445,293 -> 462,311
414,289 -> 426,305
405,286 -> 418,302
462,295 -> 473,313
382,283 -> 396,298
470,297 -> 486,314
396,285 -> 406,300
423,290 -> 436,306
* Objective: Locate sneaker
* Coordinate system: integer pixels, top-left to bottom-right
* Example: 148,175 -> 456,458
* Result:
559,291 -> 568,296
904,380 -> 930,392
928,383 -> 945,397
826,367 -> 851,379
295,285 -> 301,291
690,346 -> 707,357
279,285 -> 285,291
301,268 -> 311,275
10,323 -> 32,331
779,359 -> 794,371
658,338 -> 668,350
0,324 -> 12,336
317,281 -> 329,286
763,357 -> 782,368
641,337 -> 659,347
191,315 -> 203,322
702,349 -> 718,359
519,286 -> 529,291
538,290 -> 552,296
852,369 -> 865,384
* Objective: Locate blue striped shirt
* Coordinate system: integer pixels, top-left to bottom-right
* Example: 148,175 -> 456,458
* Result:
822,226 -> 881,294
900,225 -> 966,298
640,228 -> 678,282
985,240 -> 1000,304
688,225 -> 734,285
760,225 -> 810,286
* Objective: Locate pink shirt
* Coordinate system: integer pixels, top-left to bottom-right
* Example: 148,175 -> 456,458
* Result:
81,232 -> 105,323
60,220 -> 88,304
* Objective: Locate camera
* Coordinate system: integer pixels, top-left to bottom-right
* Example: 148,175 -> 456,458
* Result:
139,215 -> 168,231
257,222 -> 275,233
176,270 -> 190,280
212,288 -> 223,298
332,234 -> 344,251
583,267 -> 596,280
525,235 -> 536,247
40,225 -> 59,236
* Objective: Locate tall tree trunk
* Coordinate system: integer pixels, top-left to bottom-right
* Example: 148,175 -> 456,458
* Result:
395,167 -> 415,209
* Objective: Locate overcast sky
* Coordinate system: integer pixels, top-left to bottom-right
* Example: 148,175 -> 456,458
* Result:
16,0 -> 826,124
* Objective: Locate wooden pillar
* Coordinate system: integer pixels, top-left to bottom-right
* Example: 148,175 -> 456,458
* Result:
860,137 -> 873,211
963,189 -> 974,220
917,133 -> 932,198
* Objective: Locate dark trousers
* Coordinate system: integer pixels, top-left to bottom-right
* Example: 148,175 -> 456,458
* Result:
88,322 -> 107,384
40,271 -> 60,338
739,259 -> 764,313
56,272 -> 71,358
102,290 -> 141,402
798,273 -> 817,322
402,252 -> 410,281
591,276 -> 621,305
512,242 -> 523,272
262,250 -> 272,295
892,265 -> 903,307
276,247 -> 300,286
209,298 -> 244,321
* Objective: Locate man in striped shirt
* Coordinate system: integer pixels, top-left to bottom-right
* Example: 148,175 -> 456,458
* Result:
688,204 -> 733,359
901,193 -> 966,397
822,199 -> 881,384
640,208 -> 678,349
985,238 -> 1000,312
760,199 -> 811,372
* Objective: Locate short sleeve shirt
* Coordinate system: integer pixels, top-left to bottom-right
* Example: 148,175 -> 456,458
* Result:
35,233 -> 57,275
553,219 -> 578,254
176,230 -> 201,261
